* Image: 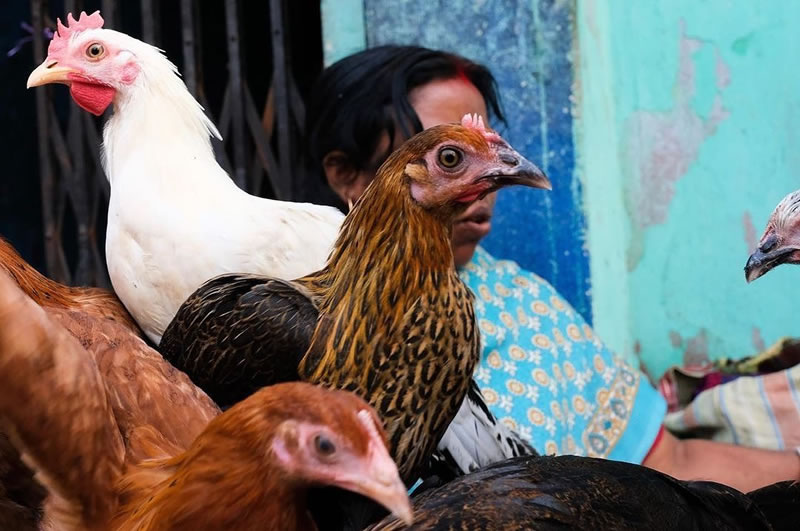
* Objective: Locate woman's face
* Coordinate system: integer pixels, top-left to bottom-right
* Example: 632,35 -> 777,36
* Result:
324,77 -> 497,267
409,78 -> 496,267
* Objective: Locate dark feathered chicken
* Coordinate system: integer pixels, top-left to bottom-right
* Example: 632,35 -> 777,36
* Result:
163,275 -> 317,406
745,190 -> 800,282
369,455 -> 796,530
163,272 -> 535,482
160,115 -> 550,486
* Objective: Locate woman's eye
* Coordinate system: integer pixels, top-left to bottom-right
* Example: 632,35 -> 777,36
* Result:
438,147 -> 463,169
86,43 -> 105,59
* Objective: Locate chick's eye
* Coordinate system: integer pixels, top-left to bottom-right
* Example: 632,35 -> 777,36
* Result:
86,43 -> 105,59
314,435 -> 336,457
438,147 -> 463,169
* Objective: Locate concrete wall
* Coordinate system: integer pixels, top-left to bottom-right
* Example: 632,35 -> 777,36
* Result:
322,0 -> 800,377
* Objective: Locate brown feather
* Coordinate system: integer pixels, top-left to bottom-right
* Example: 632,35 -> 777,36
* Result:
0,271 -> 126,530
0,239 -> 219,529
0,238 -> 140,332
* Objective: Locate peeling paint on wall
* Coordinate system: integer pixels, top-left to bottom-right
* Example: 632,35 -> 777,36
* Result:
672,328 -> 711,367
752,327 -> 766,352
742,211 -> 757,254
622,21 -> 730,271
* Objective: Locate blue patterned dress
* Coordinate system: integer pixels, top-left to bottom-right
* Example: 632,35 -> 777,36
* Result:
458,246 -> 666,463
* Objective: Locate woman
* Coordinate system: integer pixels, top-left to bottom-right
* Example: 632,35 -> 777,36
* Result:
303,45 -> 799,491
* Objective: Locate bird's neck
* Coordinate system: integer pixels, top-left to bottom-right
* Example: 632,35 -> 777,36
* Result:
299,176 -> 460,381
135,447 -> 316,530
102,73 -> 221,187
320,178 -> 456,303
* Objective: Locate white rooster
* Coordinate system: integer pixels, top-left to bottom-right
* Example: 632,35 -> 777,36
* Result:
27,11 -> 343,344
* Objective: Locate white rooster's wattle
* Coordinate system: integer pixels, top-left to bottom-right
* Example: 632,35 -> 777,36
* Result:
27,11 -> 343,344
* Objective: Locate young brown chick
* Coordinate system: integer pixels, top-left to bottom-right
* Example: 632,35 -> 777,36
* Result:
161,114 -> 550,485
0,273 -> 411,530
745,190 -> 800,282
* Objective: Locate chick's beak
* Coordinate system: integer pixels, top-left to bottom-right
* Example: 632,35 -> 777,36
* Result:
335,441 -> 413,526
744,235 -> 798,283
27,60 -> 76,88
482,144 -> 551,191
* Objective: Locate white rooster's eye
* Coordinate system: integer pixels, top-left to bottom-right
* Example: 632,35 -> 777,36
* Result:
86,43 -> 105,60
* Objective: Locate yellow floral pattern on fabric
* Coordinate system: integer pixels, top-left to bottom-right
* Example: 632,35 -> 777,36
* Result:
460,247 -> 665,462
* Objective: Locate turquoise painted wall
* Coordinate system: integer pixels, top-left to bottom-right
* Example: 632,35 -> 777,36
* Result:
577,0 -> 800,377
322,1 -> 800,378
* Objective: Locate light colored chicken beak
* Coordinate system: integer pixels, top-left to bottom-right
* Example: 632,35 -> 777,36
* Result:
335,440 -> 414,526
27,61 -> 77,88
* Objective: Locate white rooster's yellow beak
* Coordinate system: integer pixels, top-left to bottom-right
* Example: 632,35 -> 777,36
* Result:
27,61 -> 77,88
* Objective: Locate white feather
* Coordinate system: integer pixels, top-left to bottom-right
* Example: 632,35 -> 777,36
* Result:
437,380 -> 536,474
79,29 -> 343,344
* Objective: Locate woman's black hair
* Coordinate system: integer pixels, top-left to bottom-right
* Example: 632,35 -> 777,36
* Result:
302,45 -> 505,206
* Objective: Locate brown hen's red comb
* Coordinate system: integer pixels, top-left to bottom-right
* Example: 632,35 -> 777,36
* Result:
461,113 -> 503,144
48,11 -> 105,55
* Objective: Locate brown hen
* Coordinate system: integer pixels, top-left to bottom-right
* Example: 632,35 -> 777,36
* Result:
0,272 -> 411,530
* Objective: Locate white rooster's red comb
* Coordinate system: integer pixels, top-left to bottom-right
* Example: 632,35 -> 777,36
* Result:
461,113 -> 503,144
48,11 -> 105,55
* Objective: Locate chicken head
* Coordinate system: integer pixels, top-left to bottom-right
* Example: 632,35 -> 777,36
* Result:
745,190 -> 800,282
398,114 -> 550,214
27,11 -> 139,115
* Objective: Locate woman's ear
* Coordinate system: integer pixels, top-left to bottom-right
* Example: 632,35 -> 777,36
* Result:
322,151 -> 358,204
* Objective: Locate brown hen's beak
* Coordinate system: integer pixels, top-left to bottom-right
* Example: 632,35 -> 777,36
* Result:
480,144 -> 551,192
334,440 -> 413,526
745,233 -> 799,283
27,61 -> 76,88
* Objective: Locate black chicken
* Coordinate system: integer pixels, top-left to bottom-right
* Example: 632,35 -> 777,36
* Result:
370,455 -> 799,530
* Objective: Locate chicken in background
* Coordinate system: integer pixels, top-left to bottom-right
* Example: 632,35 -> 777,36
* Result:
159,115 -> 550,526
369,455 -> 798,531
0,272 -> 411,530
745,190 -> 800,282
26,11 -> 344,345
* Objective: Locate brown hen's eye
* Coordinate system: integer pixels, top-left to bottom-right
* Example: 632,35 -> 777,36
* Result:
314,435 -> 336,456
438,147 -> 463,169
86,43 -> 105,59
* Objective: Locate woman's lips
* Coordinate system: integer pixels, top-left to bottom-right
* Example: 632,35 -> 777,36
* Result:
454,199 -> 494,243
454,217 -> 492,243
